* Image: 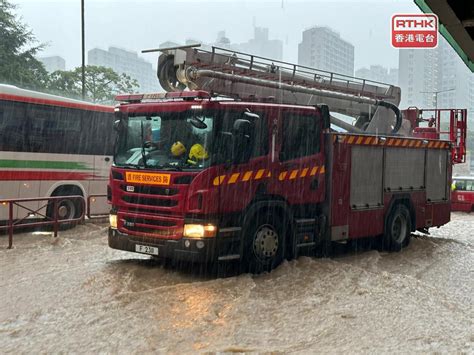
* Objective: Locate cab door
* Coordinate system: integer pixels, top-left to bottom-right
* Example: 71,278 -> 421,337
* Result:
214,108 -> 271,216
276,109 -> 325,205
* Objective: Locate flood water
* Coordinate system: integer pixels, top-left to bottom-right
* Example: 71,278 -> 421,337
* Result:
1,213 -> 472,353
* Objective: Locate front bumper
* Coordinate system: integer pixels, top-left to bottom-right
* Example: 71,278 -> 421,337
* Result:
108,227 -> 216,263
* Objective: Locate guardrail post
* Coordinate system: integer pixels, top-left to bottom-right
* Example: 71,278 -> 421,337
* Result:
87,196 -> 91,220
53,199 -> 59,238
8,202 -> 13,249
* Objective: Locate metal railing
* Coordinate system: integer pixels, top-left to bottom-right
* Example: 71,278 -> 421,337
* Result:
201,46 -> 398,101
415,108 -> 467,164
0,196 -> 85,249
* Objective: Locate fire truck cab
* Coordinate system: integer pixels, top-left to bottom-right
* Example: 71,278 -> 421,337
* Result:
109,91 -> 332,272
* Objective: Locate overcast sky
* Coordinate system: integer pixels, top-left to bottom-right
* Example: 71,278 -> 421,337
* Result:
14,0 -> 420,71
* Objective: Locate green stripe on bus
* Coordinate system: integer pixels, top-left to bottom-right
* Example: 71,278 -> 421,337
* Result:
0,160 -> 93,170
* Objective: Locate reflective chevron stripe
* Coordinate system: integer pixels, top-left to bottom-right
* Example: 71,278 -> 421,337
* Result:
332,134 -> 450,149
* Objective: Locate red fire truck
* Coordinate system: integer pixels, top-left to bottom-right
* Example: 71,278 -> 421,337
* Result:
108,45 -> 466,273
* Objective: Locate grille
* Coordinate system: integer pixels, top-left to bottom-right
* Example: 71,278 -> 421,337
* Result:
121,195 -> 178,207
120,185 -> 178,196
124,226 -> 179,236
120,214 -> 182,238
123,216 -> 176,227
174,175 -> 194,185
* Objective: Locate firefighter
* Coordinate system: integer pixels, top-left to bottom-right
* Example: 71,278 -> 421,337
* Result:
170,141 -> 187,158
187,143 -> 209,165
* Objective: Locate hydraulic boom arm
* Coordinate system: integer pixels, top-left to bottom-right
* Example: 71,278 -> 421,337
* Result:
148,44 -> 404,134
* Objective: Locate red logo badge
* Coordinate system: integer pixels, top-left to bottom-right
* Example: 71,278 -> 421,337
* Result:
391,14 -> 438,48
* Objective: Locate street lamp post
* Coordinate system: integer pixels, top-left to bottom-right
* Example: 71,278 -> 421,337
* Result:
81,0 -> 85,100
420,88 -> 455,109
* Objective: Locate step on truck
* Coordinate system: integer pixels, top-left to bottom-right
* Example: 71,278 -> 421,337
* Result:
108,45 -> 466,273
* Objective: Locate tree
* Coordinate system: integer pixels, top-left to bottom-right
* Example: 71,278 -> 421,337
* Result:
47,65 -> 139,103
0,0 -> 49,89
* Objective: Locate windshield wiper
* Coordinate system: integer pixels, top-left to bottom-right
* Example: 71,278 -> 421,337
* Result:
140,121 -> 148,168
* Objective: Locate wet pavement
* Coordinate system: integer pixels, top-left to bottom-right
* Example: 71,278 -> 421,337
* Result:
1,213 -> 473,353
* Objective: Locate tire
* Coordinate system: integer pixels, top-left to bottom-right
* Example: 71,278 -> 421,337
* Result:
46,189 -> 83,230
382,203 -> 412,252
242,208 -> 287,274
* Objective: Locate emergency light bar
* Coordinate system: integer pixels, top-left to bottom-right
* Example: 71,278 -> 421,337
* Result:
115,90 -> 211,103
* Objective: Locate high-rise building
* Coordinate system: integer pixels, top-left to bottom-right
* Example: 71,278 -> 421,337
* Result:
398,37 -> 474,111
298,26 -> 354,76
237,27 -> 283,60
398,47 -> 438,108
88,47 -> 159,93
387,68 -> 399,87
39,56 -> 66,73
214,31 -> 232,49
355,65 -> 399,86
437,39 -> 474,112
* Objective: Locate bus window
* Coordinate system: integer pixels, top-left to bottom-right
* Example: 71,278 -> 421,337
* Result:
28,105 -> 82,154
0,101 -> 28,152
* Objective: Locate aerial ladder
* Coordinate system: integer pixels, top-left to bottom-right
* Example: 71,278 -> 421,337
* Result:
145,43 -> 404,135
143,44 -> 466,161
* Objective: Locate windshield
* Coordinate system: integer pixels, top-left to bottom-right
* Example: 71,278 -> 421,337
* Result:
115,111 -> 214,171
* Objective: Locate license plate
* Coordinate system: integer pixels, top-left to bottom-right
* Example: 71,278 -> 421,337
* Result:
125,172 -> 171,185
135,244 -> 159,256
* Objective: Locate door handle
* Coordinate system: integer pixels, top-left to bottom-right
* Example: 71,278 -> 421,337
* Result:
105,157 -> 110,162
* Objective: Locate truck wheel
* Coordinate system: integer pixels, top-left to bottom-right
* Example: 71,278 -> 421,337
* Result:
382,204 -> 411,252
243,209 -> 286,274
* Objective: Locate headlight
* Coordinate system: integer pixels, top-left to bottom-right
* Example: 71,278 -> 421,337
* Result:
183,224 -> 217,238
109,214 -> 118,229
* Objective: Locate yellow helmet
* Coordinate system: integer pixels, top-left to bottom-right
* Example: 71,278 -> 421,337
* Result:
189,143 -> 209,161
171,141 -> 186,157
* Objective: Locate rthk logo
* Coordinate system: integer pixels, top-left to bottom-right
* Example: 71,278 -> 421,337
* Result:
392,14 -> 438,48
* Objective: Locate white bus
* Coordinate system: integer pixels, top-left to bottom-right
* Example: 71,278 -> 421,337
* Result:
0,84 -> 115,224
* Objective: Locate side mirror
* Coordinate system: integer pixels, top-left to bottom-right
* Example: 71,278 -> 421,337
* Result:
190,116 -> 208,129
319,104 -> 330,130
114,110 -> 126,132
113,119 -> 123,133
232,118 -> 253,164
243,110 -> 260,120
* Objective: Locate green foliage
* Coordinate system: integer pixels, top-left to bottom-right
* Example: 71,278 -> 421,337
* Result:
47,65 -> 139,103
0,0 -> 139,102
0,0 -> 49,89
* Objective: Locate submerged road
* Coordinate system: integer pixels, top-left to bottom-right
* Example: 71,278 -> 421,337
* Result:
0,213 -> 472,353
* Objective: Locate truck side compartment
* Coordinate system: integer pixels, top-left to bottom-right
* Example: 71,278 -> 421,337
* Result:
328,133 -> 451,241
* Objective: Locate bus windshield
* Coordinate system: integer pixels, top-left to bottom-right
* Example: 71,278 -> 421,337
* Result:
114,111 -> 215,171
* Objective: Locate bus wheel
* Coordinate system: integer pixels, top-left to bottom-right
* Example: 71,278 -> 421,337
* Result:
46,188 -> 83,230
382,204 -> 411,252
243,209 -> 286,274
57,199 -> 77,220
